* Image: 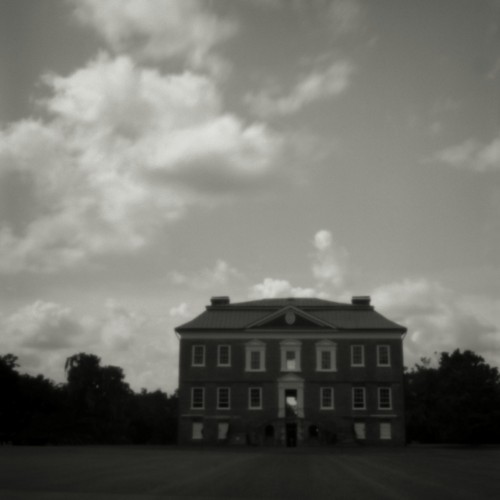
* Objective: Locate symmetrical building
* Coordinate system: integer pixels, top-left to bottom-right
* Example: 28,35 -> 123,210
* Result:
175,296 -> 406,446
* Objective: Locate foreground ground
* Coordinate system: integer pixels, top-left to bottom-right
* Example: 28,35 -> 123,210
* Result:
0,445 -> 499,500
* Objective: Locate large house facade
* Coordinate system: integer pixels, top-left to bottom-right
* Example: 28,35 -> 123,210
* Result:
175,296 -> 406,446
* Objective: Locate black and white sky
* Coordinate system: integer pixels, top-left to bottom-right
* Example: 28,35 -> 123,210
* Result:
1,0 -> 500,392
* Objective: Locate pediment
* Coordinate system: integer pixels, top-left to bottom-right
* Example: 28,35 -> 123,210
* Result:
246,306 -> 336,330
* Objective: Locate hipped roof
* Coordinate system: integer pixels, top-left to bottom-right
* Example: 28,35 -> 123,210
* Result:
175,298 -> 406,333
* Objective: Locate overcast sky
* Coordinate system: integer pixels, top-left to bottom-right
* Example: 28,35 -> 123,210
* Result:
1,0 -> 500,393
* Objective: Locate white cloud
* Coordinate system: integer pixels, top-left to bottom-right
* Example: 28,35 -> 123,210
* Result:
169,302 -> 191,318
248,278 -> 318,299
71,0 -> 236,74
170,259 -> 243,291
432,135 -> 500,172
0,55 -> 283,273
2,301 -> 86,351
371,278 -> 500,369
311,229 -> 349,290
246,60 -> 354,117
247,229 -> 349,300
0,299 -> 179,392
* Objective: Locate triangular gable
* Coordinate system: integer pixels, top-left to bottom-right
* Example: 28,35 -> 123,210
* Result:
246,306 -> 337,330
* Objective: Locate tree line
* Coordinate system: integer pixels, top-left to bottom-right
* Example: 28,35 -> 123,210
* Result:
0,353 -> 178,445
405,349 -> 500,444
2,348 -> 500,445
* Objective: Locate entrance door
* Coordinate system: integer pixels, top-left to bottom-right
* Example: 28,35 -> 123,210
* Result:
286,423 -> 297,447
285,389 -> 298,417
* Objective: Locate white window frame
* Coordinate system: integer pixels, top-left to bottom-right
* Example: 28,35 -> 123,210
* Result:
351,345 -> 365,367
320,387 -> 335,410
217,345 -> 231,367
280,340 -> 301,372
377,345 -> 391,367
248,387 -> 262,410
378,387 -> 392,410
191,387 -> 205,410
380,422 -> 392,440
352,387 -> 366,410
245,340 -> 266,372
191,345 -> 205,367
217,387 -> 231,410
315,340 -> 337,372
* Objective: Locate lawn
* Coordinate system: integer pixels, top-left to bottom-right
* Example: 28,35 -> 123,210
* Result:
0,445 -> 499,500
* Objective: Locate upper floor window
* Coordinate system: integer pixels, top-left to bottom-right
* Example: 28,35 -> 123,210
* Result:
352,387 -> 366,410
249,387 -> 262,409
192,345 -> 205,367
378,387 -> 392,410
217,345 -> 231,367
217,387 -> 231,410
245,340 -> 266,372
315,340 -> 337,372
351,345 -> 365,367
191,387 -> 205,409
377,345 -> 391,367
280,340 -> 301,372
320,387 -> 334,410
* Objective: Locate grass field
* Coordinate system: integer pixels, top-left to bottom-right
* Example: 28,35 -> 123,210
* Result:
1,445 -> 499,500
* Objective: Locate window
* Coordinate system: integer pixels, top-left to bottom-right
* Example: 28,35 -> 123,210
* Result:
286,350 -> 297,370
217,387 -> 230,410
191,387 -> 205,409
354,422 -> 366,440
217,422 -> 229,440
245,340 -> 266,372
377,345 -> 391,367
192,421 -> 203,440
192,345 -> 205,367
321,351 -> 332,370
250,350 -> 262,370
249,387 -> 262,409
352,387 -> 366,410
217,345 -> 231,367
315,341 -> 337,372
351,345 -> 365,367
320,387 -> 334,410
378,387 -> 392,410
380,422 -> 392,440
280,340 -> 301,372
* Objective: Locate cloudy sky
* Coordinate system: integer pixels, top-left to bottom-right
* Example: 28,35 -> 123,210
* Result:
2,0 -> 500,393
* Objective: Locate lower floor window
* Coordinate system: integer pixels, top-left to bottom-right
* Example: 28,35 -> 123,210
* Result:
192,421 -> 203,440
217,387 -> 231,409
249,387 -> 262,409
380,422 -> 392,440
320,387 -> 334,409
352,387 -> 366,410
354,422 -> 366,440
191,387 -> 205,409
218,422 -> 229,440
378,387 -> 392,410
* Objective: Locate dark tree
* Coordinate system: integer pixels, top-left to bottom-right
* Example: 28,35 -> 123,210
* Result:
129,389 -> 178,444
64,353 -> 133,443
1,352 -> 178,445
0,354 -> 65,444
405,349 -> 500,444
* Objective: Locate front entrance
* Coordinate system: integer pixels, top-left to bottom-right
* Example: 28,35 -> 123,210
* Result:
286,423 -> 297,447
